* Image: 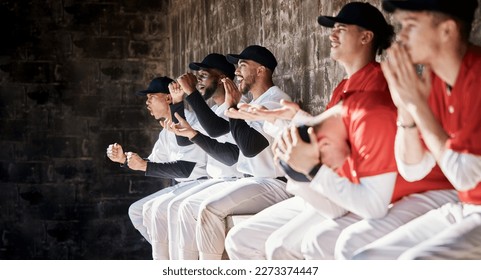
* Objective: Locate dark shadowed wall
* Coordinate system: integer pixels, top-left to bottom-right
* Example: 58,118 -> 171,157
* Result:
0,0 -> 480,259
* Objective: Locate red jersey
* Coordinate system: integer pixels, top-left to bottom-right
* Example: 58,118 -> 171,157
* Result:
327,62 -> 453,203
429,45 -> 481,204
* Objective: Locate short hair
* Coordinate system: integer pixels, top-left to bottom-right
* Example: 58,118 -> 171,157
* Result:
430,11 -> 472,42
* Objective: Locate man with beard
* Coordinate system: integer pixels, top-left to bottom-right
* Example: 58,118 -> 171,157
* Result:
171,45 -> 293,260
105,76 -> 209,259
142,53 -> 246,259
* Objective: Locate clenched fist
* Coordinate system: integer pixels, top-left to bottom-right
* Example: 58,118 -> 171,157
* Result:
106,143 -> 126,164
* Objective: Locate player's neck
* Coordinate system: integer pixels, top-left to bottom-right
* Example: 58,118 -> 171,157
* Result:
431,42 -> 468,87
250,80 -> 274,100
341,54 -> 374,78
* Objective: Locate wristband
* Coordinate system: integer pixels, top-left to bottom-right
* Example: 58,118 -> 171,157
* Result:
306,163 -> 322,181
120,157 -> 128,168
396,120 -> 417,129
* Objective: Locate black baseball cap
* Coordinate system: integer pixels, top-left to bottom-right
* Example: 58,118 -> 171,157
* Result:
189,53 -> 235,79
317,2 -> 391,37
226,45 -> 278,72
136,76 -> 174,96
382,0 -> 478,24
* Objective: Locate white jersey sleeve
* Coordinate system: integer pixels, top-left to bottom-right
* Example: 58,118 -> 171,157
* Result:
440,149 -> 481,191
286,181 -> 348,219
309,165 -> 397,219
395,149 -> 436,182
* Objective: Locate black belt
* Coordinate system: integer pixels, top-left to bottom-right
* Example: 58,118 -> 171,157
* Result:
196,176 -> 209,180
243,174 -> 287,183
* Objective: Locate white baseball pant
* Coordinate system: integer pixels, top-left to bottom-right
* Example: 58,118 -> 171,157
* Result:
137,179 -> 207,259
177,177 -> 291,260
146,178 -> 236,260
225,193 -> 346,260
353,202 -> 481,260
225,196 -> 306,260
334,189 -> 458,259
129,186 -> 177,244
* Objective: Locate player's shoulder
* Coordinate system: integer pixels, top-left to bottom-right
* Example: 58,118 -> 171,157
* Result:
465,45 -> 481,70
264,86 -> 291,102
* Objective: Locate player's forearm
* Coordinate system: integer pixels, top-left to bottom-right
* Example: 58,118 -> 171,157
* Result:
440,149 -> 481,191
185,90 -> 230,137
145,160 -> 196,178
190,133 -> 240,166
408,102 -> 449,163
310,166 -> 396,219
229,118 -> 269,157
395,108 -> 426,165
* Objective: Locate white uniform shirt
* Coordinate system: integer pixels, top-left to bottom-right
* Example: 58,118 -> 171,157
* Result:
148,109 -> 208,182
236,86 -> 291,178
201,102 -> 243,179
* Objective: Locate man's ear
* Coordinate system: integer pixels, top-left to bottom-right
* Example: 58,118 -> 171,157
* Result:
439,19 -> 458,42
361,30 -> 374,45
256,65 -> 267,76
165,94 -> 172,104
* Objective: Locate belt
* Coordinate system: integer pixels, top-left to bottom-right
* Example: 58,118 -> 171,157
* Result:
196,176 -> 209,180
243,174 -> 287,183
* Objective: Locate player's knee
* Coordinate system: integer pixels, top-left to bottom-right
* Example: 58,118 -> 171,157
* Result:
224,228 -> 240,258
179,199 -> 199,224
334,229 -> 358,260
150,201 -> 168,221
167,199 -> 181,221
398,247 -> 428,260
129,201 -> 142,216
265,236 -> 287,260
168,198 -> 182,214
349,247 -> 371,260
128,202 -> 142,221
199,200 -> 223,218
300,238 -> 314,259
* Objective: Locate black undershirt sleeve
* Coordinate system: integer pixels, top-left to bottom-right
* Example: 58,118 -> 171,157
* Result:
170,102 -> 193,146
229,118 -> 269,158
190,132 -> 239,166
145,160 -> 196,178
185,90 -> 230,137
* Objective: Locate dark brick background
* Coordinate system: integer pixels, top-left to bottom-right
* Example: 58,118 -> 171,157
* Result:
0,0 -> 171,259
1,0 -> 480,259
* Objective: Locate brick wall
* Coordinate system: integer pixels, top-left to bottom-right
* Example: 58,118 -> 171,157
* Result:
0,0 -> 172,259
1,0 -> 480,259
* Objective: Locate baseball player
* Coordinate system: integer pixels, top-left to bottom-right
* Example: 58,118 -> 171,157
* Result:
106,76 -> 209,259
141,53 -> 245,260
225,2 -> 456,260
174,45 -> 293,260
350,0 -> 481,260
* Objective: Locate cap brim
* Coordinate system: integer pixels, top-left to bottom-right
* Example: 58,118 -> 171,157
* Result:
135,90 -> 168,96
317,15 -> 337,27
226,54 -> 243,65
135,90 -> 149,96
382,1 -> 426,13
382,1 -> 400,13
318,15 -> 357,28
188,62 -> 213,71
